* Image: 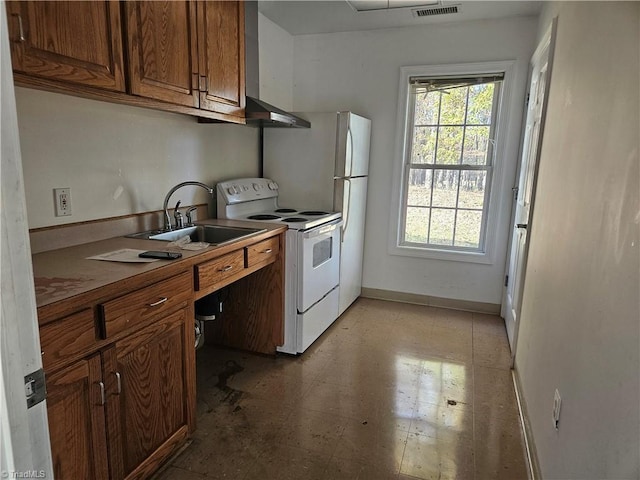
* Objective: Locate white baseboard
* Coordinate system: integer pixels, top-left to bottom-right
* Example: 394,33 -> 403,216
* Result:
512,368 -> 542,480
360,287 -> 501,314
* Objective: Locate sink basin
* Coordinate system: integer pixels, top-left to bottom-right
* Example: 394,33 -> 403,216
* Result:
127,225 -> 266,245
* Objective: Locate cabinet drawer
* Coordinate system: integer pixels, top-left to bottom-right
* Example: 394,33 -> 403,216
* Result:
40,309 -> 97,372
194,250 -> 245,291
100,271 -> 191,338
246,237 -> 280,268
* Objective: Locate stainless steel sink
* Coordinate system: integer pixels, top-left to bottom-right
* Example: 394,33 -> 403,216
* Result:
126,224 -> 266,245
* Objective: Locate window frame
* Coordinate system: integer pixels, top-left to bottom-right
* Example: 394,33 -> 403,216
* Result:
389,61 -> 516,264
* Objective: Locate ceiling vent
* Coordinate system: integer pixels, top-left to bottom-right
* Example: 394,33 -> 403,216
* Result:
347,0 -> 440,12
412,4 -> 460,17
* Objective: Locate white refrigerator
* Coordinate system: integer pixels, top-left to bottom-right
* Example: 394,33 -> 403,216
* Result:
263,111 -> 372,316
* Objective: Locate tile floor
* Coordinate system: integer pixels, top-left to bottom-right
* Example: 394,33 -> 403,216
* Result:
156,298 -> 529,480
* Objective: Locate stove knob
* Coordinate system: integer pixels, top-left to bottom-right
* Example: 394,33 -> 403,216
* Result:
241,185 -> 249,192
233,185 -> 240,194
269,182 -> 278,190
253,183 -> 260,191
227,187 -> 235,195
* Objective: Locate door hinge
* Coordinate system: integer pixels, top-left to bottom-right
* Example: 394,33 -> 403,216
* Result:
504,275 -> 509,287
25,368 -> 46,408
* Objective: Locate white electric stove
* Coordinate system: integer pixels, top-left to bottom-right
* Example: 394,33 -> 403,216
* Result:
217,178 -> 343,354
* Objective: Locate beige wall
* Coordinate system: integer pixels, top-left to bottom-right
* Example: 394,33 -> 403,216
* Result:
291,17 -> 538,304
516,2 -> 639,477
16,12 -> 297,230
258,13 -> 294,111
15,88 -> 260,229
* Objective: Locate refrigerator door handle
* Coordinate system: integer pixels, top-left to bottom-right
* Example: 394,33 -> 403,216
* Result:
339,178 -> 352,243
346,126 -> 354,178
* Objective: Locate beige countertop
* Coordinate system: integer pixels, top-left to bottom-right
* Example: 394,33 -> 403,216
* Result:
32,219 -> 286,310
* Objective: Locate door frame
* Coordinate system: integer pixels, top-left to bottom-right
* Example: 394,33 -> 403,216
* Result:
502,18 -> 558,366
0,5 -> 53,476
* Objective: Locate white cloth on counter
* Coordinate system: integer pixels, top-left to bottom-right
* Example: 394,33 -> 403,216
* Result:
167,235 -> 210,251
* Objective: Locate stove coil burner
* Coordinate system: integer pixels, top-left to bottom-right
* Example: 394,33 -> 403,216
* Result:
247,214 -> 281,220
275,208 -> 297,213
298,211 -> 329,216
283,217 -> 308,223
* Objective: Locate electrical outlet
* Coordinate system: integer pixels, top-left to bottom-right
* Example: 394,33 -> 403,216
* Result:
552,389 -> 562,430
54,188 -> 72,217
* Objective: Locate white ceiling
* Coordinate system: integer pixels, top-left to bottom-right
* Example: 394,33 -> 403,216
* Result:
258,0 -> 542,35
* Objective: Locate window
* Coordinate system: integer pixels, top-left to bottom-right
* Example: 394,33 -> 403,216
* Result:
390,62 -> 514,263
403,75 -> 502,251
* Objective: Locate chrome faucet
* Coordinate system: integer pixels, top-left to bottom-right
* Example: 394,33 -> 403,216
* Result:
173,201 -> 184,229
163,181 -> 214,231
186,206 -> 198,226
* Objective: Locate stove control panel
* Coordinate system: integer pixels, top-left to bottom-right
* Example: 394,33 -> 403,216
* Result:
217,178 -> 278,205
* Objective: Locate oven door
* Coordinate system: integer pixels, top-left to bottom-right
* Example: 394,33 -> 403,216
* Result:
297,219 -> 342,313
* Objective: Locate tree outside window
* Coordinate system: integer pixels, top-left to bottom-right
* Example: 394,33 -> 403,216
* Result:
402,76 -> 502,251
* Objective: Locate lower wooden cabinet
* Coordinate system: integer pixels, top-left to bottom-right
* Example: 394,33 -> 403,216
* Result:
103,309 -> 190,479
43,269 -> 194,480
39,230 -> 285,479
46,354 -> 109,480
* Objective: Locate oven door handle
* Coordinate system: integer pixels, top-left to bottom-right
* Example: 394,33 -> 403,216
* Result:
302,219 -> 343,239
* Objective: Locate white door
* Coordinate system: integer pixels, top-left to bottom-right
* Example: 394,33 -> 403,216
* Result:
503,20 -> 557,354
0,5 -> 53,477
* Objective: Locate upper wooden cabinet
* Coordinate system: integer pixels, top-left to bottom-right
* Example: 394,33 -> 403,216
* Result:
7,0 -> 245,122
6,1 -> 125,92
197,1 -> 245,117
125,0 -> 245,118
124,1 -> 199,108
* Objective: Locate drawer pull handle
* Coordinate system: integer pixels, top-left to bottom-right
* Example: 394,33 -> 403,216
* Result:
97,381 -> 106,406
219,265 -> 233,272
12,14 -> 25,42
113,372 -> 122,395
149,297 -> 168,307
262,248 -> 273,254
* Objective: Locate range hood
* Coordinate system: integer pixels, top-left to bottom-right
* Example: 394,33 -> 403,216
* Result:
244,2 -> 309,129
245,97 -> 310,128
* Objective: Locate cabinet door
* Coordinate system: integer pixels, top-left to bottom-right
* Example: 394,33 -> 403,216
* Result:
105,309 -> 189,479
47,355 -> 109,480
125,1 -> 199,107
5,1 -> 125,92
197,1 -> 245,117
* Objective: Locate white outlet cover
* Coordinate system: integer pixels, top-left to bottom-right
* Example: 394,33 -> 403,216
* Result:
54,188 -> 72,217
